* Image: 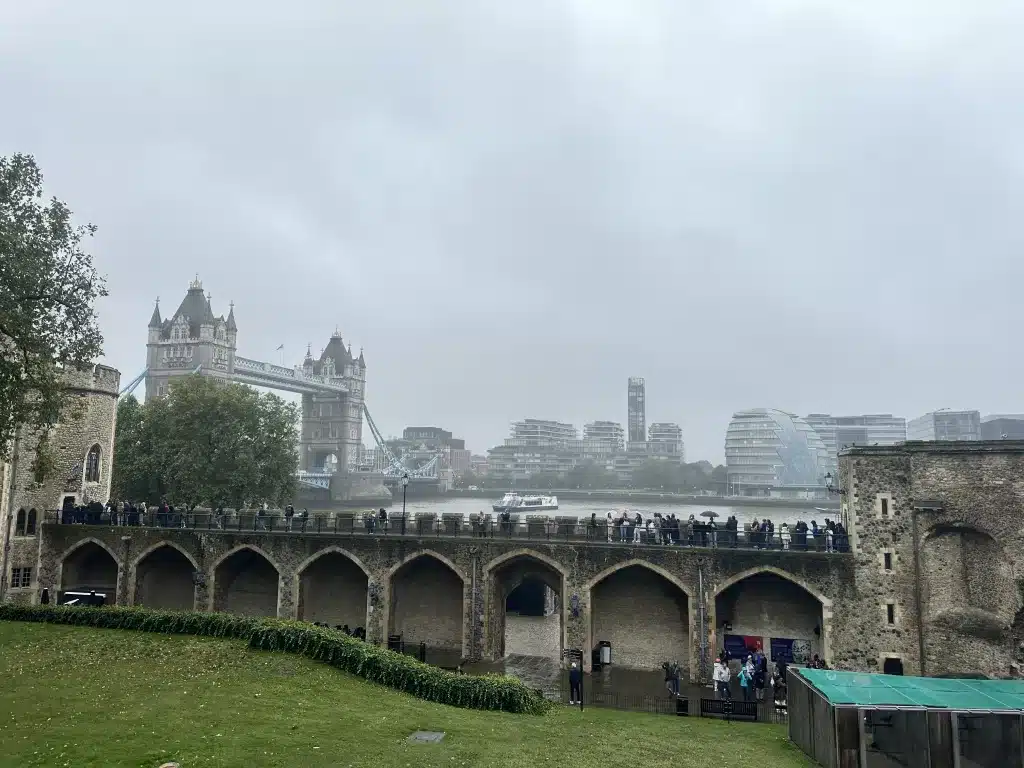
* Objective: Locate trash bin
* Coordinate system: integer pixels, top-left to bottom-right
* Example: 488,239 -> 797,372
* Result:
599,641 -> 611,665
675,697 -> 689,716
388,634 -> 403,652
418,642 -> 427,663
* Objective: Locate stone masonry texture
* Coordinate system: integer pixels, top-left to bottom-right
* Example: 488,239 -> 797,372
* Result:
1,365 -> 120,604
11,438 -> 1024,681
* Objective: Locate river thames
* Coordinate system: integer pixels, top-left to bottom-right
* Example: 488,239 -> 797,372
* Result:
394,496 -> 838,527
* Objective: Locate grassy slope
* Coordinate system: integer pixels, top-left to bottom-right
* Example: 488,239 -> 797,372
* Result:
0,623 -> 816,768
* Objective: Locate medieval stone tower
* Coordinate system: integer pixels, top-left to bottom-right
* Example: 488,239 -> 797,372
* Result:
298,332 -> 366,474
144,276 -> 237,400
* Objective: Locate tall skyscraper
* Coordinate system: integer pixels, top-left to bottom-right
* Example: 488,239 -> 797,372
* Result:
627,377 -> 646,444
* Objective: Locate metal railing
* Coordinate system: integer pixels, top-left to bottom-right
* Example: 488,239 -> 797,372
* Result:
42,511 -> 850,553
552,682 -> 788,723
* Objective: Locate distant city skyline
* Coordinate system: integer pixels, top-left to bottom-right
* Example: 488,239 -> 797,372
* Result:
7,4 -> 1024,467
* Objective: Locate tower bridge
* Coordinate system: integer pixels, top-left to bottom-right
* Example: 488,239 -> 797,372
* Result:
136,278 -> 444,502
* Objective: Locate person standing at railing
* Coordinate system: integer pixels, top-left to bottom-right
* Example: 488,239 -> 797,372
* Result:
378,507 -> 388,533
284,504 -> 294,532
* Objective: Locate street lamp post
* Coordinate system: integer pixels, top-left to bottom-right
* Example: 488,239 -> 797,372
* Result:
824,472 -> 847,496
402,473 -> 409,523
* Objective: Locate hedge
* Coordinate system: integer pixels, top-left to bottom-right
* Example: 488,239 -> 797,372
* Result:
0,604 -> 551,715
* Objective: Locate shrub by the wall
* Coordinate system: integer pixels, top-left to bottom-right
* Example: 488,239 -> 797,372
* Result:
0,604 -> 550,715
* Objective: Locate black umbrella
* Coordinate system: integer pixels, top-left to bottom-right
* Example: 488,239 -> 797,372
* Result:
700,510 -> 718,519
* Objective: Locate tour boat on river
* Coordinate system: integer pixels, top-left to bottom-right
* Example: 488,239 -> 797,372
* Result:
492,492 -> 559,513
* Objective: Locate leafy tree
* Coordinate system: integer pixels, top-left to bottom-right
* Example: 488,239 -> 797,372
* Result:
564,461 -> 617,490
0,153 -> 107,468
112,376 -> 299,508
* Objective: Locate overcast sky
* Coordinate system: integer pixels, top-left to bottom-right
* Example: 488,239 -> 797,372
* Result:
3,1 -> 1023,463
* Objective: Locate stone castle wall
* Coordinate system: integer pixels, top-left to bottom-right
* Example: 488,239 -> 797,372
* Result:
837,441 -> 1024,679
1,364 -> 120,603
25,523 -> 854,680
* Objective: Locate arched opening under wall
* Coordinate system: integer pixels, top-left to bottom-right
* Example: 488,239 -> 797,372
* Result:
298,551 -> 369,630
213,548 -> 279,618
134,545 -> 196,611
323,453 -> 338,474
488,554 -> 564,662
61,542 -> 118,600
714,571 -> 823,666
590,564 -> 690,674
389,554 -> 464,659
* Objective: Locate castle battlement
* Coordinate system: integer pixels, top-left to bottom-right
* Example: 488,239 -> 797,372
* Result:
61,363 -> 121,397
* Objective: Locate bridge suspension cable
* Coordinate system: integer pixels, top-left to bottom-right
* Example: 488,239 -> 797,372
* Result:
362,403 -> 443,479
118,365 -> 202,400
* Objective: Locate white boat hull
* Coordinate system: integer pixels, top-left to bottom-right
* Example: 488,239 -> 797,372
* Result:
492,503 -> 559,513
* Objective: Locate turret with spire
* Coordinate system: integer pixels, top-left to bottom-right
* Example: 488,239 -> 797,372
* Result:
145,276 -> 238,400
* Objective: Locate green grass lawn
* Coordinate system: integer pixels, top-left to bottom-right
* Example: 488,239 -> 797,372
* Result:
0,622 -> 816,768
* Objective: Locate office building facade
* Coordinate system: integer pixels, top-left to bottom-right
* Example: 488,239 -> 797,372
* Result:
583,421 -> 625,452
806,413 -> 907,480
907,410 -> 981,441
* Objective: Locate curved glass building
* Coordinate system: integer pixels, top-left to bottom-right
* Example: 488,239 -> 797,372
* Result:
724,408 -> 828,495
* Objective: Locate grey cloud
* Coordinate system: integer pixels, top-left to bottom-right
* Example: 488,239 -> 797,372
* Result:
2,1 -> 1022,460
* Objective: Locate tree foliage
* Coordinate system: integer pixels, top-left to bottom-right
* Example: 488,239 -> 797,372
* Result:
112,376 -> 300,508
0,153 -> 107,465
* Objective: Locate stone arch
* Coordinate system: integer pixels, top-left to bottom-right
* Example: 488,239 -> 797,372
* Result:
586,559 -> 695,673
386,548 -> 468,583
58,537 -> 121,602
585,558 -> 692,597
210,544 -> 281,618
712,566 -> 831,666
131,540 -> 199,571
294,546 -> 372,630
385,550 -> 468,662
209,543 -> 282,575
712,565 -> 832,609
484,549 -> 569,662
132,542 -> 198,611
59,536 -> 122,568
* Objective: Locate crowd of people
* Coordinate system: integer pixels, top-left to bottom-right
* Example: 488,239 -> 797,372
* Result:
712,647 -> 830,708
587,510 -> 849,551
56,499 -> 850,553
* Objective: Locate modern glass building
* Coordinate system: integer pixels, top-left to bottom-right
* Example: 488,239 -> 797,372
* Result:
805,413 -> 907,480
725,409 -> 829,495
907,410 -> 981,441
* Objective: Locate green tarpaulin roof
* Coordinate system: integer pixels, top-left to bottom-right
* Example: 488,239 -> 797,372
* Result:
798,669 -> 1024,711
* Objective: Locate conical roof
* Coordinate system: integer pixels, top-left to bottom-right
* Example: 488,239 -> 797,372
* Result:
313,328 -> 352,376
148,300 -> 162,328
162,278 -> 217,339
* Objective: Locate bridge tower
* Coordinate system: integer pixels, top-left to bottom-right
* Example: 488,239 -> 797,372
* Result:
298,331 -> 366,473
144,277 -> 237,400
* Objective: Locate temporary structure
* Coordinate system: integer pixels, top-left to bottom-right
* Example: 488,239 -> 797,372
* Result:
788,667 -> 1024,768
